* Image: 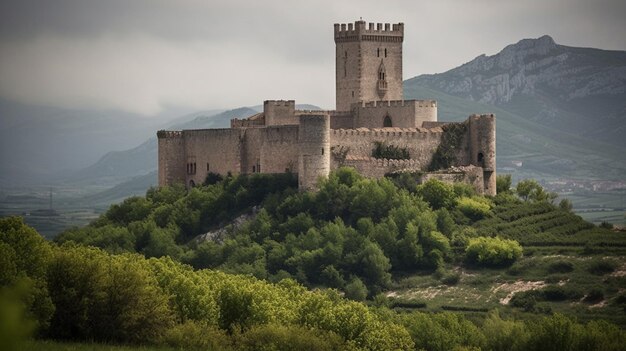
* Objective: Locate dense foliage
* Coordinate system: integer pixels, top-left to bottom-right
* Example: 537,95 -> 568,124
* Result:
371,141 -> 410,160
465,236 -> 523,266
3,217 -> 625,351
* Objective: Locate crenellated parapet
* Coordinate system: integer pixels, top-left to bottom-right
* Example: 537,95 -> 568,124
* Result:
334,20 -> 404,43
157,130 -> 183,139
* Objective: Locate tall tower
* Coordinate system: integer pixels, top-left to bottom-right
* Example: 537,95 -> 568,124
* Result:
334,20 -> 404,111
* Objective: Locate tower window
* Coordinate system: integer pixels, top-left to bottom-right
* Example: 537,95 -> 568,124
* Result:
383,115 -> 392,127
352,91 -> 354,97
321,148 -> 324,155
252,165 -> 256,173
477,152 -> 484,166
384,48 -> 387,57
206,163 -> 210,172
377,48 -> 380,57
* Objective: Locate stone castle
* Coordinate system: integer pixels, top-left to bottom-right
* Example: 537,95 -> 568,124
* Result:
158,20 -> 496,195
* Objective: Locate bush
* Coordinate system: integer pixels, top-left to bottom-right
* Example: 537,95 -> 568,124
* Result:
547,260 -> 574,274
587,259 -> 618,275
344,277 -> 368,301
465,237 -> 523,267
372,141 -> 410,160
496,174 -> 512,194
456,196 -> 492,220
584,288 -> 604,303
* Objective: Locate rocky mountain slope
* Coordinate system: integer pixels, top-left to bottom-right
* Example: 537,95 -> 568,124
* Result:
406,35 -> 626,149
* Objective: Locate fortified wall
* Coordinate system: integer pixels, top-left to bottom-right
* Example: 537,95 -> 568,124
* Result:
157,19 -> 497,195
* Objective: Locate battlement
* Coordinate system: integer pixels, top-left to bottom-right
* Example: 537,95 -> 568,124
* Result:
334,20 -> 404,43
157,130 -> 183,139
357,99 -> 437,108
331,127 -> 444,139
264,100 -> 295,107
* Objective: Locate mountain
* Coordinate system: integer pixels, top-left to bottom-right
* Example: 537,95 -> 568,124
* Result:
407,35 -> 626,149
0,98 -> 197,186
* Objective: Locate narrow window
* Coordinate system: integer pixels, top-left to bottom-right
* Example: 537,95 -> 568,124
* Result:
383,115 -> 392,127
477,152 -> 484,166
321,148 -> 324,155
252,165 -> 256,173
207,163 -> 210,172
352,91 -> 354,97
384,48 -> 387,57
377,48 -> 380,57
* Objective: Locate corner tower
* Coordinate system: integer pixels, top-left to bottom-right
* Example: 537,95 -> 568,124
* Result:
334,20 -> 404,111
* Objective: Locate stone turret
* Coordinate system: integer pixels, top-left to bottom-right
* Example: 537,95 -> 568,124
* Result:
298,114 -> 330,191
469,114 -> 496,195
334,20 -> 404,111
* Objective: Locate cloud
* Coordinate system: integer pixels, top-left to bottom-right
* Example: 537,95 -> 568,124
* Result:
0,0 -> 624,116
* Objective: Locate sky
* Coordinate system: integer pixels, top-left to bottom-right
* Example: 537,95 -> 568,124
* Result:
0,0 -> 624,115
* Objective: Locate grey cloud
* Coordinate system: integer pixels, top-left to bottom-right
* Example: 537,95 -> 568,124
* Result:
0,0 -> 624,116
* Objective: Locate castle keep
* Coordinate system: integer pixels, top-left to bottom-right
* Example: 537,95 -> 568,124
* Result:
158,20 -> 497,195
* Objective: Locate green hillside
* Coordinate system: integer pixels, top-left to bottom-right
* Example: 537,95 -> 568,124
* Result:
52,170 -> 626,328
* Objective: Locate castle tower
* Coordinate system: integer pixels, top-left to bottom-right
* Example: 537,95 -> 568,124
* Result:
469,114 -> 497,196
334,20 -> 404,111
298,114 -> 330,191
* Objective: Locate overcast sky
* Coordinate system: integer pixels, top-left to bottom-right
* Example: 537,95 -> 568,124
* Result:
0,0 -> 624,116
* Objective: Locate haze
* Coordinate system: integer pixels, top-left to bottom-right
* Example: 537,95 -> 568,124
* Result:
0,0 -> 624,116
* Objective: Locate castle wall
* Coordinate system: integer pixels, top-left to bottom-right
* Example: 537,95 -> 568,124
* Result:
264,100 -> 297,126
329,111 -> 354,129
260,126 -> 299,173
182,129 -> 243,187
329,127 -> 443,170
421,166 -> 485,194
158,131 -> 186,186
353,100 -> 437,128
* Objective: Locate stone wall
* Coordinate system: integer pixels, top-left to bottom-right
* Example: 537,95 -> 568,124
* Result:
334,20 -> 404,111
298,114 -> 330,191
353,100 -> 437,128
421,165 -> 485,194
264,100 -> 297,126
329,127 -> 443,169
260,126 -> 299,173
182,129 -> 243,187
157,131 -> 185,186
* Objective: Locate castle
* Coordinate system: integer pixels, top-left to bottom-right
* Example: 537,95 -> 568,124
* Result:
158,20 -> 496,195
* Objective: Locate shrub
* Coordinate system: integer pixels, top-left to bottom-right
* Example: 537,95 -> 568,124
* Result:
547,260 -> 574,274
496,174 -> 512,194
587,259 -> 618,275
344,277 -> 368,301
584,288 -> 604,303
372,141 -> 410,160
465,237 -> 523,267
456,196 -> 492,220
417,178 -> 456,210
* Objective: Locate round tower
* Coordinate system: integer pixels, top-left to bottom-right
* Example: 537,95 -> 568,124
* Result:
469,114 -> 496,195
298,114 -> 330,191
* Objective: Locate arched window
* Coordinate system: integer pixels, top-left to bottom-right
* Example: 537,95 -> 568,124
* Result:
383,115 -> 392,127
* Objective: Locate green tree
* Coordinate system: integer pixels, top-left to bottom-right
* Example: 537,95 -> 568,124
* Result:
496,174 -> 512,194
344,277 -> 368,301
417,178 -> 456,209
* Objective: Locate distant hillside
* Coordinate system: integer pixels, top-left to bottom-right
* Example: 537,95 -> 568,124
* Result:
406,35 -> 626,150
0,99 -> 172,185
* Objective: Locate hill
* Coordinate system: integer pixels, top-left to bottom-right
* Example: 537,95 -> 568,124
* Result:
55,170 -> 626,328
